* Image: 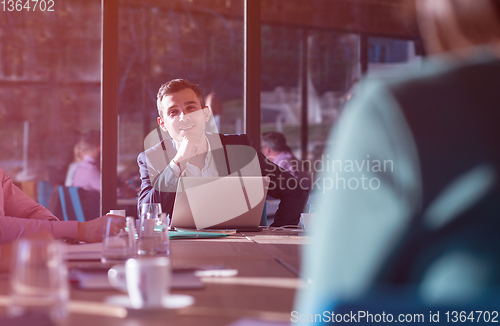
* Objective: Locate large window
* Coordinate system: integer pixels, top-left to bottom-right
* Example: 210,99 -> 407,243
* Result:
261,26 -> 360,165
115,1 -> 245,213
0,0 -> 101,201
0,0 -> 420,217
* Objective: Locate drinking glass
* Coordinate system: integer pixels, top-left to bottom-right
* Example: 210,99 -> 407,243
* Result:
155,213 -> 170,255
137,211 -> 157,256
9,237 -> 69,320
101,215 -> 135,263
139,203 -> 162,223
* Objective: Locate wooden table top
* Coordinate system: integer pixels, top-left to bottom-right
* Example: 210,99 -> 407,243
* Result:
0,228 -> 307,326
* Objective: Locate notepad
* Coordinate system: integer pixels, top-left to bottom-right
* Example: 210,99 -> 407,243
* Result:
70,267 -> 204,290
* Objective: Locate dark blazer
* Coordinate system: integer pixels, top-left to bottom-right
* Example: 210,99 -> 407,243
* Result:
138,133 -> 309,227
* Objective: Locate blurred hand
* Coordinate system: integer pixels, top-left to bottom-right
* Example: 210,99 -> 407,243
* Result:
77,215 -> 126,243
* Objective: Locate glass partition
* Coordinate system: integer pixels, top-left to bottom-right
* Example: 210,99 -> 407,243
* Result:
260,0 -> 421,198
116,1 -> 245,214
0,1 -> 101,211
261,27 -> 360,164
367,36 -> 422,77
0,0 -> 421,219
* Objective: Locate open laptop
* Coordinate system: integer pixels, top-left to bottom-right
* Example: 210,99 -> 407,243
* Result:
170,176 -> 270,231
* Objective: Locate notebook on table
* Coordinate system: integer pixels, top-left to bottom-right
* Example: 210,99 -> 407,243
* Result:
170,176 -> 270,231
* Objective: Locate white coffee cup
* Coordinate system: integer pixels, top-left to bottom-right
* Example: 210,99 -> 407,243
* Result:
300,213 -> 314,230
108,257 -> 171,309
109,210 -> 126,217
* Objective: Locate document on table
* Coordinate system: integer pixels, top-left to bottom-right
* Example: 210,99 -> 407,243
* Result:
64,242 -> 103,260
228,318 -> 290,326
70,267 -> 204,290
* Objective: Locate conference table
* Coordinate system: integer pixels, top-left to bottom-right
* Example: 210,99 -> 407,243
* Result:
0,228 -> 307,326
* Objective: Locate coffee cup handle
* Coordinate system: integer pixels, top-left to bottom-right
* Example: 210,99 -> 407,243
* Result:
107,265 -> 127,292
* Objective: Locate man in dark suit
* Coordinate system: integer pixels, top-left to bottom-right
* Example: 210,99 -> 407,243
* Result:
138,79 -> 308,227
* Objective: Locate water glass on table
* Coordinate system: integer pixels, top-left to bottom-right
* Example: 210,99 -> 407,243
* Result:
139,203 -> 162,223
137,203 -> 162,236
137,211 -> 170,256
155,212 -> 170,255
101,215 -> 135,263
9,237 -> 69,321
137,211 -> 157,256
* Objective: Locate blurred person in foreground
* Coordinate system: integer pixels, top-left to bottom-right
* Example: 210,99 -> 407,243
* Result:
137,79 -> 309,227
295,0 -> 500,322
0,167 -> 123,244
261,131 -> 311,191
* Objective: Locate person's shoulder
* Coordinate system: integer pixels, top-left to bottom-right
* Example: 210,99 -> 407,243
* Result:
346,57 -> 457,113
0,167 -> 7,181
209,133 -> 252,146
277,151 -> 294,160
144,139 -> 172,154
138,140 -> 172,163
372,52 -> 500,95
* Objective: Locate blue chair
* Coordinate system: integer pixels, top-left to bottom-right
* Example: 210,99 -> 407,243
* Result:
58,186 -> 86,222
38,180 -> 53,208
260,201 -> 267,226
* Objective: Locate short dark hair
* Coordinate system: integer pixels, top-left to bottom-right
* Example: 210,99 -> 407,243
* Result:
156,79 -> 205,118
261,132 -> 291,153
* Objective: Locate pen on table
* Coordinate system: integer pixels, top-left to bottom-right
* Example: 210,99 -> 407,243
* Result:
274,257 -> 313,285
274,257 -> 300,277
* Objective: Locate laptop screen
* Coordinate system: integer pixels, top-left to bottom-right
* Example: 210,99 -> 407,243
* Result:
171,176 -> 269,230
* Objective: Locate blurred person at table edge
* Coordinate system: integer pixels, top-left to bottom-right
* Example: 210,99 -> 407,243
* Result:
138,79 -> 309,227
261,131 -> 311,191
295,0 -> 500,320
67,130 -> 101,219
0,167 -> 123,244
67,130 -> 101,194
64,134 -> 85,187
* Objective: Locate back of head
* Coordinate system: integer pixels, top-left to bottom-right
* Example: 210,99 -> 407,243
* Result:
415,0 -> 500,54
156,79 -> 205,118
261,132 -> 290,153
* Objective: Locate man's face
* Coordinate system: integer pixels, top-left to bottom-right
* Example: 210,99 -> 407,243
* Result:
157,88 -> 210,143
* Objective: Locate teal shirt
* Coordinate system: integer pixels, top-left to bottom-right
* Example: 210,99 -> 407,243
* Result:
294,51 -> 500,321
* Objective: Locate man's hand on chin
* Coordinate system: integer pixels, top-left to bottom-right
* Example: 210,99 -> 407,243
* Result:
173,136 -> 208,169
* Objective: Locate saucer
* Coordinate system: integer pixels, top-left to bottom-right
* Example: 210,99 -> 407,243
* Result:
105,294 -> 194,311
